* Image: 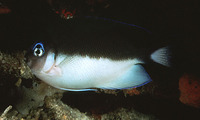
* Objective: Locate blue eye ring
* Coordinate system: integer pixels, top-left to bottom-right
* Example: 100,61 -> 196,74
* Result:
32,42 -> 45,52
32,42 -> 45,57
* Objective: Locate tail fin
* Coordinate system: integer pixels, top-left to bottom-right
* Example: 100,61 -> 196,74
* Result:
151,46 -> 171,67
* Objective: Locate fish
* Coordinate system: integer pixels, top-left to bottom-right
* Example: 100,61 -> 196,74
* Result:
26,17 -> 171,91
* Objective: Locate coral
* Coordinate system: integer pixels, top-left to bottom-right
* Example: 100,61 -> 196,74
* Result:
44,95 -> 95,120
123,88 -> 141,96
179,74 -> 200,108
123,82 -> 157,97
0,106 -> 12,120
0,51 -> 33,79
0,3 -> 11,14
55,8 -> 76,19
15,81 -> 63,115
0,51 -> 34,112
101,108 -> 156,120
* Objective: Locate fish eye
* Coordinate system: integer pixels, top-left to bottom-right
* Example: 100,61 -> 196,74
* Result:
33,48 -> 44,57
32,43 -> 45,57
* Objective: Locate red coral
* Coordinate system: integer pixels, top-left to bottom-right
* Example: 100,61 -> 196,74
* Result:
0,7 -> 11,14
124,88 -> 140,96
55,9 -> 76,19
179,74 -> 200,108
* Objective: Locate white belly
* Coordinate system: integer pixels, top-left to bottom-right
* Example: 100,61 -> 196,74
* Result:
36,55 -> 144,89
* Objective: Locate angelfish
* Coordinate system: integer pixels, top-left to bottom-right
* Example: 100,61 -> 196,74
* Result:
26,17 -> 171,91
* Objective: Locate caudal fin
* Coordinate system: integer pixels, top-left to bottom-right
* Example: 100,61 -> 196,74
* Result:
151,46 -> 171,67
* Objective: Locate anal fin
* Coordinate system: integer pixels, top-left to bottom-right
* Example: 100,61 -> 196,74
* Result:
58,87 -> 97,91
98,65 -> 152,90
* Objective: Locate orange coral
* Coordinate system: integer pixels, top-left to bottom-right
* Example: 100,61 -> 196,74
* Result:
124,88 -> 140,96
0,7 -> 11,14
179,74 -> 200,108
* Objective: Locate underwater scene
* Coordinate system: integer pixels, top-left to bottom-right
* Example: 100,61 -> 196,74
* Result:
0,0 -> 200,119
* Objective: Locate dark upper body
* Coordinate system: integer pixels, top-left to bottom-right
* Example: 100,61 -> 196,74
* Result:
41,16 -> 154,61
